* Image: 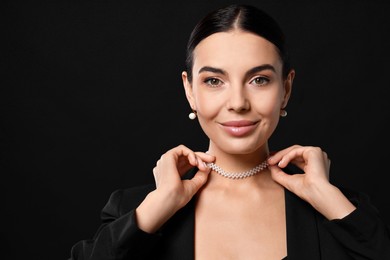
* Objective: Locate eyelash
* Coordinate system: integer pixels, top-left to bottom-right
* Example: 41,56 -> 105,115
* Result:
250,76 -> 270,86
204,78 -> 223,87
203,76 -> 270,88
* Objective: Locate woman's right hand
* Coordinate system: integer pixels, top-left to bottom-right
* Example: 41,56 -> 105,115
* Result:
135,145 -> 215,233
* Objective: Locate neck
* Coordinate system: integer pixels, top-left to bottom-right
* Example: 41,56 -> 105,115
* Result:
204,144 -> 271,186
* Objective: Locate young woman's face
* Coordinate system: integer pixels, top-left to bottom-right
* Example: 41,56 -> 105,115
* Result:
183,30 -> 293,155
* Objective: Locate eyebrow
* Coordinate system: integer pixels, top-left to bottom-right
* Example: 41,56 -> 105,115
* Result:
245,65 -> 276,77
198,66 -> 227,75
198,64 -> 276,77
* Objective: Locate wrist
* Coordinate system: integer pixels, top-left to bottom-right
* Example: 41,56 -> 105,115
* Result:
135,190 -> 179,233
307,183 -> 356,220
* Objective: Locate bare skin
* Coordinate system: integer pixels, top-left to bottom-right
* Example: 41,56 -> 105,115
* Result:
195,170 -> 286,260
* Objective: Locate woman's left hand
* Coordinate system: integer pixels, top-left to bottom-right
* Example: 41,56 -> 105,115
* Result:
267,145 -> 356,220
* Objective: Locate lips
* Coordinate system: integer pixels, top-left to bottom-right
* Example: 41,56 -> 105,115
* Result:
220,120 -> 258,137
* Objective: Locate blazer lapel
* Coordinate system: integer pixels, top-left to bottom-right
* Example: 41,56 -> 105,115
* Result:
285,189 -> 321,260
159,198 -> 196,260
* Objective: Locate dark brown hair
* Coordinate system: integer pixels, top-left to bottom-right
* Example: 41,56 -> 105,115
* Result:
185,4 -> 291,81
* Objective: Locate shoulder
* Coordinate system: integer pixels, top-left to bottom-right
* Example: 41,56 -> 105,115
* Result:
101,183 -> 156,221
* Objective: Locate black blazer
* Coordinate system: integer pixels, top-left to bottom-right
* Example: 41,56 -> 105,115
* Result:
69,172 -> 390,260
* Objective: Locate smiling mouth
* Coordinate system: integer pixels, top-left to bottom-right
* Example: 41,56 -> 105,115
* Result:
221,120 -> 257,127
220,120 -> 259,136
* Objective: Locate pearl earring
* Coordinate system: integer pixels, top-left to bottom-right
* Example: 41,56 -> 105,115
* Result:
280,109 -> 287,117
189,111 -> 197,120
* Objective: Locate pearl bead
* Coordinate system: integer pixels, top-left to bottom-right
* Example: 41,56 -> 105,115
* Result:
189,112 -> 196,120
207,161 -> 269,179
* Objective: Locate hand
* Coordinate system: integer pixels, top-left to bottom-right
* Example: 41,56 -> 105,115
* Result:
153,144 -> 215,209
267,145 -> 356,219
267,145 -> 331,200
136,145 -> 215,233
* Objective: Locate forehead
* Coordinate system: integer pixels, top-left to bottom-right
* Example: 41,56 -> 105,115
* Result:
193,30 -> 282,73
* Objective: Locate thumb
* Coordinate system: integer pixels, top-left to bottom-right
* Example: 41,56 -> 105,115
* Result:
269,165 -> 291,190
184,168 -> 210,197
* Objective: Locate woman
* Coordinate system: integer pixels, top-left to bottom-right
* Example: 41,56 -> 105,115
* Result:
69,4 -> 390,259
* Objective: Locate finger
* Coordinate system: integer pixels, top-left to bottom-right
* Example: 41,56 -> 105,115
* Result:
184,168 -> 211,195
177,145 -> 198,166
152,166 -> 158,183
270,145 -> 320,169
173,146 -> 201,175
169,144 -> 196,164
269,165 -> 293,190
196,157 -> 208,172
267,145 -> 302,166
194,151 -> 216,162
177,151 -> 215,173
178,150 -> 213,167
279,146 -> 310,168
195,153 -> 215,171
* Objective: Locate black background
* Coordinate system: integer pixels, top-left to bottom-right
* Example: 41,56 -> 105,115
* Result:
3,0 -> 390,259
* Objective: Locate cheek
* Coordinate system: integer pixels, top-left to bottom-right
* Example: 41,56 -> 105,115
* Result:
194,92 -> 221,118
253,91 -> 284,116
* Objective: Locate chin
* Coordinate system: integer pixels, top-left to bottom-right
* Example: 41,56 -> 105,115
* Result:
221,142 -> 263,155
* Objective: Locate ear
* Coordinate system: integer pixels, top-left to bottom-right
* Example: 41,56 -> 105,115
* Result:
281,69 -> 295,108
182,71 -> 196,110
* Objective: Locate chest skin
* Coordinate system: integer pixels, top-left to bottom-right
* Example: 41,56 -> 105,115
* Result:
194,182 -> 287,260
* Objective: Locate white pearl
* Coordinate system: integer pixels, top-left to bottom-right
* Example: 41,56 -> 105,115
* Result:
207,161 -> 268,179
189,112 -> 196,120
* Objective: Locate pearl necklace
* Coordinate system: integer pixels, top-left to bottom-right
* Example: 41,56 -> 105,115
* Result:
207,160 -> 269,179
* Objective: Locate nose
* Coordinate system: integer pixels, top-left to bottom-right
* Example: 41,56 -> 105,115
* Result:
226,84 -> 250,112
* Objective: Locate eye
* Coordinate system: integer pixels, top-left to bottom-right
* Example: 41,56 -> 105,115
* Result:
250,76 -> 269,86
204,77 -> 223,87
